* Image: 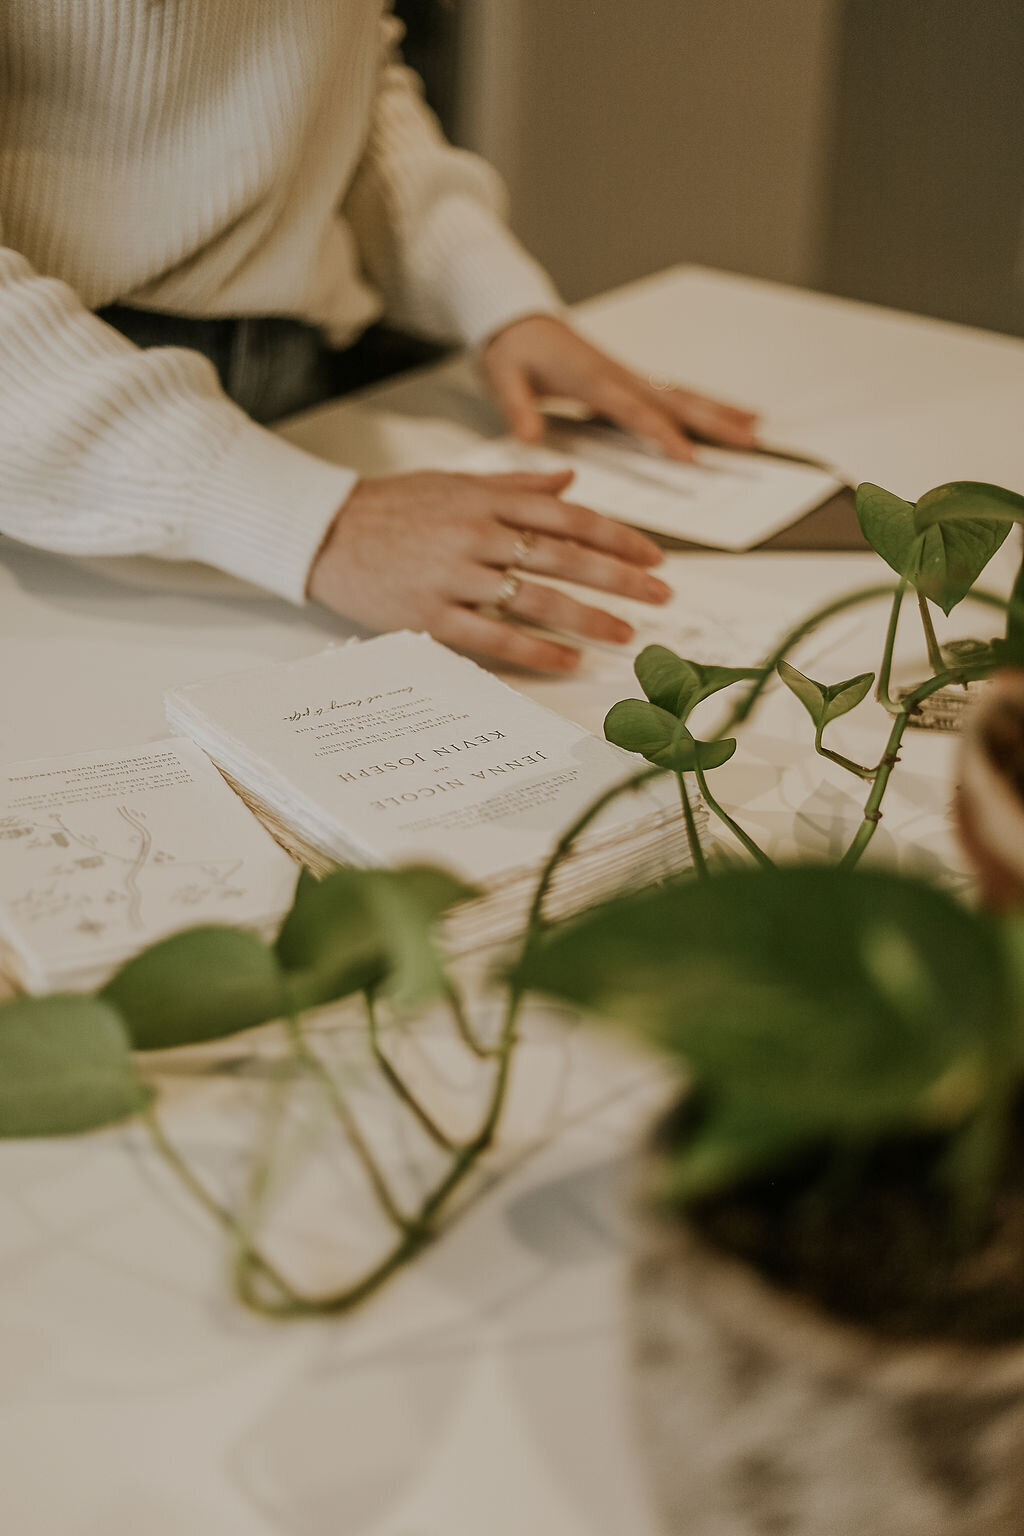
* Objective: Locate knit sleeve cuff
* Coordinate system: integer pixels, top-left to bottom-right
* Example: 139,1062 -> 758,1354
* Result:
410,193 -> 566,350
182,410 -> 358,604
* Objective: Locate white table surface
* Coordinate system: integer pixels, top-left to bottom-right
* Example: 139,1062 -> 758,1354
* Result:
1,267 -> 1023,1535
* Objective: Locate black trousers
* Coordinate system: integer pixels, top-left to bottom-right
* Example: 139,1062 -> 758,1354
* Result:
95,306 -> 449,425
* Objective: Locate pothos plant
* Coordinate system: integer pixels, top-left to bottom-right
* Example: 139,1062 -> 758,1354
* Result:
3,478 -> 1024,1321
519,477 -> 1024,1331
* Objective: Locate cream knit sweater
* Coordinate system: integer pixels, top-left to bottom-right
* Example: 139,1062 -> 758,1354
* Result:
0,2 -> 561,601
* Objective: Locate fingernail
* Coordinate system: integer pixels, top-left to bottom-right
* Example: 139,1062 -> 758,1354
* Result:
646,578 -> 672,603
632,540 -> 663,566
657,438 -> 693,462
611,620 -> 635,644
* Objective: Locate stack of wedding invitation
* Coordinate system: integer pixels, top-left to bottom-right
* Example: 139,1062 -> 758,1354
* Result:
165,632 -> 701,951
0,738 -> 298,994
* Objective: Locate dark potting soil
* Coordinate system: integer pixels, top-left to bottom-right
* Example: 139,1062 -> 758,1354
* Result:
978,685 -> 1024,801
660,1098 -> 1024,1345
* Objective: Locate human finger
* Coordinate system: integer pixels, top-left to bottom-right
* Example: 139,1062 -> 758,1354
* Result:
435,604 -> 582,672
659,387 -> 759,447
492,491 -> 666,568
469,469 -> 575,493
456,564 -> 635,644
475,527 -> 671,605
590,380 -> 696,462
485,357 -> 545,443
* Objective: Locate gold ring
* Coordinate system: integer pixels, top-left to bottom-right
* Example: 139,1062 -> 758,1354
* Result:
511,529 -> 538,566
494,568 -> 522,613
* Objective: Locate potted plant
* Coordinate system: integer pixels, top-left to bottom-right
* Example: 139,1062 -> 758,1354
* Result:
510,478 -> 1024,1533
517,861 -> 1024,1535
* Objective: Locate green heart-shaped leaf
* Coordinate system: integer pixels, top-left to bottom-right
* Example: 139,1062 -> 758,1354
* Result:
777,660 -> 827,726
912,483 -> 1024,663
914,481 -> 1024,533
825,671 -> 875,724
634,646 -> 758,720
777,660 -> 874,729
103,927 -> 285,1050
855,482 -> 917,575
276,868 -> 383,1012
0,995 -> 149,1136
363,866 -> 476,1010
856,481 -> 1012,615
604,699 -> 736,771
276,864 -> 474,1013
519,866 -> 1009,1199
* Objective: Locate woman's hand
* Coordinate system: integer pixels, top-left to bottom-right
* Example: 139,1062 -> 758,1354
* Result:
481,313 -> 759,460
307,468 -> 671,672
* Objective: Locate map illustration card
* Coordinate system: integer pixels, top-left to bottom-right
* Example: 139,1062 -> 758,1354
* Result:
0,738 -> 297,993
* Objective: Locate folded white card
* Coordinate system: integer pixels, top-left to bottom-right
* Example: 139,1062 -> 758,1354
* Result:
0,738 -> 298,993
450,427 -> 840,550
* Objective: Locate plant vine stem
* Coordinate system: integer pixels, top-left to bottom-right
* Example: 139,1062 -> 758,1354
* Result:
234,764 -> 670,1318
716,582 -> 899,735
236,983 -> 532,1317
694,761 -> 774,867
283,1014 -> 414,1234
917,590 -> 946,676
518,765 -> 665,956
444,979 -> 496,1059
229,1054 -> 297,1311
497,766 -> 665,1143
233,1114 -> 500,1317
840,660 -> 996,868
814,725 -> 876,780
676,771 -> 709,879
876,580 -> 907,713
141,1099 -> 299,1305
816,745 -> 876,779
364,990 -> 457,1153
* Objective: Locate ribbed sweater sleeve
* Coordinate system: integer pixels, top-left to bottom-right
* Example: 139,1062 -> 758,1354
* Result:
0,5 -> 564,596
0,243 -> 357,602
344,16 -> 564,348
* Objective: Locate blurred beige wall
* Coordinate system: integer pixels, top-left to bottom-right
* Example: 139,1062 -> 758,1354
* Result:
456,0 -> 843,302
820,0 -> 1024,337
